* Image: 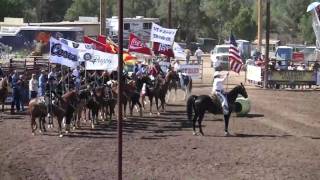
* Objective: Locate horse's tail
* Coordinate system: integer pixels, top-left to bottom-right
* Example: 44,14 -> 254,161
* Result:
187,95 -> 197,121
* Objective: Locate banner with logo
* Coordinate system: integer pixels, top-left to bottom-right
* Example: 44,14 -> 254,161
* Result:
150,23 -> 177,45
173,42 -> 186,60
49,37 -> 79,68
85,50 -> 118,71
128,33 -> 152,55
179,64 -> 201,79
246,65 -> 262,82
153,42 -> 174,58
60,38 -> 94,62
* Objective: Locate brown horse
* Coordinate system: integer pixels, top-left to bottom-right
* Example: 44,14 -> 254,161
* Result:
28,98 -> 65,137
0,77 -> 9,112
57,90 -> 81,133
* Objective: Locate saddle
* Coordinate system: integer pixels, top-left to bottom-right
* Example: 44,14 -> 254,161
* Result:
210,94 -> 223,112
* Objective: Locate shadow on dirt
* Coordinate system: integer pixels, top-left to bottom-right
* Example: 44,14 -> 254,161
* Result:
237,113 -> 264,118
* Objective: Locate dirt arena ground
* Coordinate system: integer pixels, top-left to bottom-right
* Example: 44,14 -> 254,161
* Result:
0,82 -> 320,180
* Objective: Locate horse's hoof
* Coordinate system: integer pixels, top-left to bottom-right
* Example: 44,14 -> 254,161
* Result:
59,134 -> 63,138
192,132 -> 197,136
32,133 -> 35,136
72,126 -> 76,130
65,131 -> 69,134
224,131 -> 231,136
39,130 -> 42,134
149,112 -> 153,116
91,124 -> 95,129
157,112 -> 160,116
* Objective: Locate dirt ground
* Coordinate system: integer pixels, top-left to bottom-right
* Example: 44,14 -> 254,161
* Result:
0,82 -> 320,180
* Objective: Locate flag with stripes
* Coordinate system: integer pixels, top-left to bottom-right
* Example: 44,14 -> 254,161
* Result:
228,34 -> 243,73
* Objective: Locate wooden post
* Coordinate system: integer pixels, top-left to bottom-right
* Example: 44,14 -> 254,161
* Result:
100,0 -> 107,35
257,0 -> 263,51
264,0 -> 270,88
117,0 -> 124,179
168,0 -> 172,28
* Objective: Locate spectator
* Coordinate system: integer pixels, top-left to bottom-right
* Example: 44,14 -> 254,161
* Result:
29,74 -> 38,99
0,66 -> 4,77
72,66 -> 81,91
19,75 -> 28,111
38,70 -> 47,96
10,70 -> 20,114
194,47 -> 204,64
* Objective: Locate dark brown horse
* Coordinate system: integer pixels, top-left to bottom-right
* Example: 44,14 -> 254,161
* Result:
145,73 -> 172,115
57,90 -> 81,133
28,97 -> 65,137
0,77 -> 9,112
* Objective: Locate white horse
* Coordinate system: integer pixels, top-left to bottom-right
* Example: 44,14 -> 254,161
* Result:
167,71 -> 192,102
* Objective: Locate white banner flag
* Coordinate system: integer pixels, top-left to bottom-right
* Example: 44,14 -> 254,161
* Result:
85,50 -> 118,71
173,42 -> 186,60
246,65 -> 262,82
150,23 -> 177,45
60,38 -> 94,62
49,37 -> 79,68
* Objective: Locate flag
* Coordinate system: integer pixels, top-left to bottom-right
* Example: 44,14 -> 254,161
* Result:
128,33 -> 152,55
173,42 -> 186,59
152,42 -> 174,58
83,35 -> 117,54
49,37 -> 79,68
228,34 -> 243,73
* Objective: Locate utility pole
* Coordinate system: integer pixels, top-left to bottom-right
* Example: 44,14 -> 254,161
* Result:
264,0 -> 270,88
168,0 -> 172,28
117,0 -> 124,179
257,0 -> 262,51
100,0 -> 107,35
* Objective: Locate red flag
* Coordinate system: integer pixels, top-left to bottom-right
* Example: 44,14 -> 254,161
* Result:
97,35 -> 107,44
128,33 -> 152,55
83,36 -> 106,52
152,42 -> 174,58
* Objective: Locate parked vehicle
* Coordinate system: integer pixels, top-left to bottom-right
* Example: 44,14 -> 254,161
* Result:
210,44 -> 230,70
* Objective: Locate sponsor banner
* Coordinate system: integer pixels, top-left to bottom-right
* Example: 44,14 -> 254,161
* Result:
60,38 -> 94,62
150,23 -> 177,45
246,65 -> 262,82
317,71 -> 320,85
85,50 -> 118,71
49,37 -> 79,68
173,42 -> 186,60
269,70 -> 315,82
179,64 -> 201,79
159,61 -> 171,72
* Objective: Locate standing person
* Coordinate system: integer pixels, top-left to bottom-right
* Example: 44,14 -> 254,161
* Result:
29,74 -> 38,99
18,75 -> 28,111
194,47 -> 204,65
10,70 -> 20,114
185,48 -> 191,64
38,70 -> 47,96
211,71 -> 229,116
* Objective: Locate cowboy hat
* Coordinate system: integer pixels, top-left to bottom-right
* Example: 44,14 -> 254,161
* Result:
213,71 -> 221,78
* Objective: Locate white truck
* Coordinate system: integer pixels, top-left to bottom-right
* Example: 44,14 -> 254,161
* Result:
210,44 -> 230,70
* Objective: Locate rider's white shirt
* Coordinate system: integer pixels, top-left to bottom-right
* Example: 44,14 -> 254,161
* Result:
213,75 -> 227,92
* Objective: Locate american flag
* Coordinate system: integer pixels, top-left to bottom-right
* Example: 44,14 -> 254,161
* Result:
228,34 -> 243,73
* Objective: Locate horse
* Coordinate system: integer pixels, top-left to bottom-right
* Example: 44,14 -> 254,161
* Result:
0,77 -> 9,112
57,90 -> 81,133
145,74 -> 170,115
28,97 -> 65,137
167,71 -> 192,101
186,83 -> 248,136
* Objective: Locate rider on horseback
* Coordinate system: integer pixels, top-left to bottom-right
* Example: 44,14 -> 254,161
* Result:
45,71 -> 57,119
212,71 -> 229,115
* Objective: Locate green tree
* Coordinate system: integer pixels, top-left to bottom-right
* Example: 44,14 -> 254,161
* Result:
64,0 -> 100,21
231,7 -> 257,40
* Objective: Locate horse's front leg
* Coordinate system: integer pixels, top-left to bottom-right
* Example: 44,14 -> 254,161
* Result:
41,117 -> 46,132
31,116 -> 37,135
58,117 -> 63,138
192,113 -> 198,136
149,96 -> 153,115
